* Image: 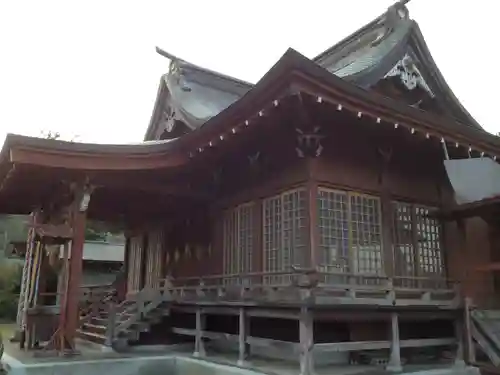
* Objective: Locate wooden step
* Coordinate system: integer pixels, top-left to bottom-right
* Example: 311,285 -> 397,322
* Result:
77,329 -> 107,345
82,323 -> 106,335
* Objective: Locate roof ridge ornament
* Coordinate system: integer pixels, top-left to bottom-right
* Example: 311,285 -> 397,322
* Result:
388,0 -> 411,20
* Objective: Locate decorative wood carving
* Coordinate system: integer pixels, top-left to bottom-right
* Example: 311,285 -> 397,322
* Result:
79,183 -> 94,212
247,151 -> 261,177
295,127 -> 324,158
384,54 -> 433,97
377,146 -> 393,185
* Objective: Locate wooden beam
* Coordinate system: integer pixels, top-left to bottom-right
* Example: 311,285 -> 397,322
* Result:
314,337 -> 456,353
91,178 -> 210,199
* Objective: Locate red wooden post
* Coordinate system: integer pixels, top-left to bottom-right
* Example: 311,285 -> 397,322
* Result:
63,208 -> 86,346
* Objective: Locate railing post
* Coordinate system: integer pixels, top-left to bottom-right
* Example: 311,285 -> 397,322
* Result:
105,302 -> 116,347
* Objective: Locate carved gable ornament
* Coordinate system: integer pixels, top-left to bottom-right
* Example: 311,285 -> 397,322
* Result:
384,54 -> 434,97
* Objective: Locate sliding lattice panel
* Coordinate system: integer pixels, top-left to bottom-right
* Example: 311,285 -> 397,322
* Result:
317,188 -> 383,285
392,202 -> 444,288
263,189 -> 306,285
223,203 -> 254,285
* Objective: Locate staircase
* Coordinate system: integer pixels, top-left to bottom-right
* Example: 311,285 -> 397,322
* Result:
471,309 -> 500,366
77,287 -> 169,349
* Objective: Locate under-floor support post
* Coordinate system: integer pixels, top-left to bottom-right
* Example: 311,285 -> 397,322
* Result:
454,316 -> 466,367
237,308 -> 249,366
299,307 -> 314,375
464,297 -> 476,364
386,312 -> 402,373
194,308 -> 206,358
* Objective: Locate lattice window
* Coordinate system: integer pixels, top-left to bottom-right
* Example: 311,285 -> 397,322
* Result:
223,203 -> 254,285
318,189 -> 349,272
392,202 -> 444,288
263,189 -> 306,284
317,188 -> 383,279
392,202 -> 415,287
350,194 -> 383,275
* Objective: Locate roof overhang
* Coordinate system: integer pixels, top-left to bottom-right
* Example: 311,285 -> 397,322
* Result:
175,49 -> 500,162
3,49 -> 500,217
1,135 -> 187,171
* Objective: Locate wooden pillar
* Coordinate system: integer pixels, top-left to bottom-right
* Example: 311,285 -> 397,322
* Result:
381,191 -> 394,278
379,146 -> 394,279
299,307 -> 314,375
237,307 -> 249,366
386,312 -> 402,373
64,206 -> 87,346
194,308 -> 206,357
306,158 -> 319,268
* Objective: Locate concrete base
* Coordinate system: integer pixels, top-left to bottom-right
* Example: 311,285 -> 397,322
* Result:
0,350 -> 482,375
1,354 -> 265,375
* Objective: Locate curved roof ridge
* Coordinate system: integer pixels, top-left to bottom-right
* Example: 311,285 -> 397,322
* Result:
156,47 -> 254,89
407,21 -> 484,130
1,133 -> 180,155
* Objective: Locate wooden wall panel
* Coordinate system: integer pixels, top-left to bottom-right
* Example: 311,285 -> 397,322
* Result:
144,229 -> 164,289
126,235 -> 144,294
446,217 -> 494,306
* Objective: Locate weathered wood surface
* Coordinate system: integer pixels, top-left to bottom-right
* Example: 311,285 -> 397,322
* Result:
155,271 -> 459,309
171,327 -> 456,353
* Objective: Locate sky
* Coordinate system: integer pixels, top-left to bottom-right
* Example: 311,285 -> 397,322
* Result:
0,0 -> 496,145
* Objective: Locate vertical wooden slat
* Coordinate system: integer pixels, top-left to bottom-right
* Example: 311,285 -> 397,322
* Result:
411,207 -> 420,288
139,233 -> 147,290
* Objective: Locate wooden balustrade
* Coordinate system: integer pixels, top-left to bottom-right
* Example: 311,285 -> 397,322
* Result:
155,269 -> 459,308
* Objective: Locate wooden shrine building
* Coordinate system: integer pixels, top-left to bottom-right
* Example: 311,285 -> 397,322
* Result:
1,1 -> 500,373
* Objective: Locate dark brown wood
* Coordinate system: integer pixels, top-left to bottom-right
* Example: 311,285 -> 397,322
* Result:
307,158 -> 319,268
64,198 -> 87,347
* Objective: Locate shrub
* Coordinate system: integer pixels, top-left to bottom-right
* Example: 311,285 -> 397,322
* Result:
0,263 -> 22,322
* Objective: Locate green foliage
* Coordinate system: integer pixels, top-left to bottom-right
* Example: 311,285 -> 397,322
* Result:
0,263 -> 22,322
85,225 -> 107,241
0,215 -> 28,250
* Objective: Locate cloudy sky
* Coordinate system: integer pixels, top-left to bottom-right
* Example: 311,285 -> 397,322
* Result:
0,0 -> 495,144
